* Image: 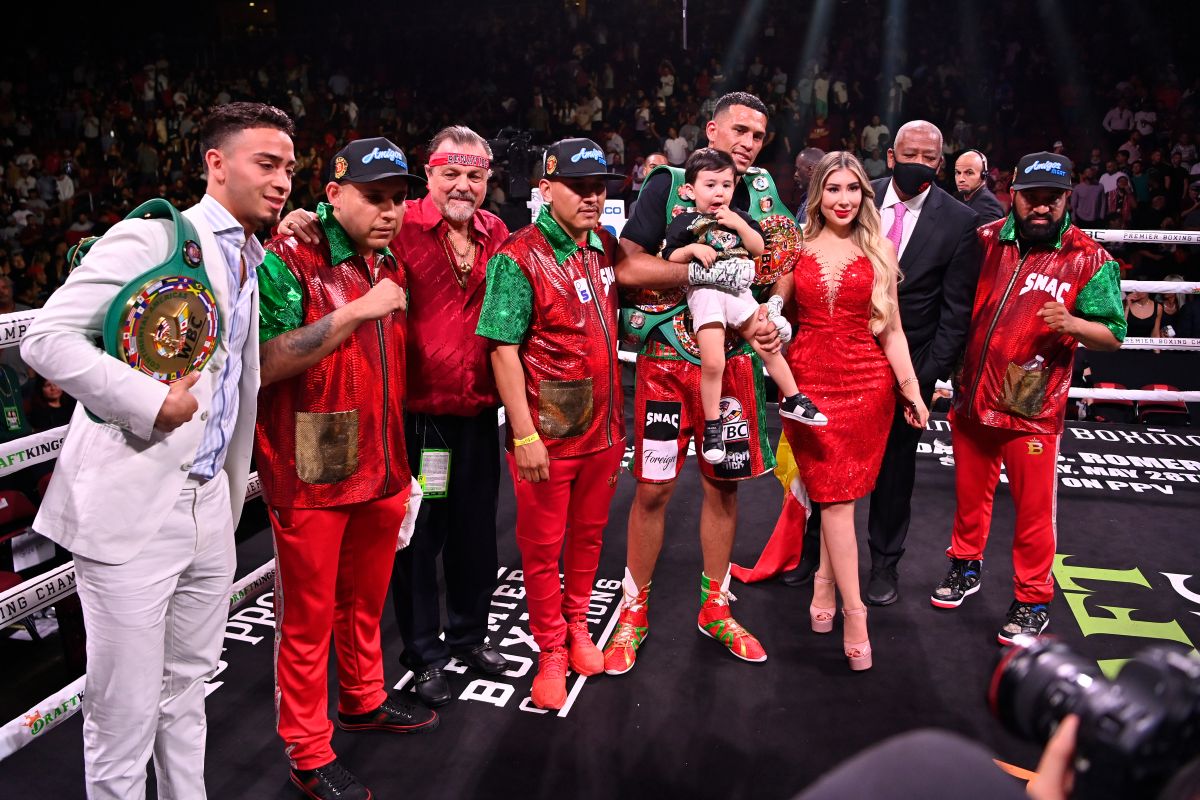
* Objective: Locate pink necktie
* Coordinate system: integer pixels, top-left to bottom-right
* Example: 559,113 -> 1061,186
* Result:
886,201 -> 907,254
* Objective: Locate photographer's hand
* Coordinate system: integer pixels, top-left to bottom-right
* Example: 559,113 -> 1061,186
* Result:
1026,714 -> 1079,800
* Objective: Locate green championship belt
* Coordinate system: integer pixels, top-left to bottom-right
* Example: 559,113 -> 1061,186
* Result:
619,165 -> 801,365
69,198 -> 222,388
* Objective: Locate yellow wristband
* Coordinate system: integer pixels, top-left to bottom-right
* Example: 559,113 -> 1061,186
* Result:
513,432 -> 541,447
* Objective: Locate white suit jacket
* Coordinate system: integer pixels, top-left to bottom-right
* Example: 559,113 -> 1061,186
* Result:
21,203 -> 260,565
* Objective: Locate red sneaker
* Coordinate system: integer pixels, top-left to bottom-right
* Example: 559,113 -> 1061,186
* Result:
697,574 -> 767,663
531,647 -> 569,710
602,590 -> 649,676
566,616 -> 603,676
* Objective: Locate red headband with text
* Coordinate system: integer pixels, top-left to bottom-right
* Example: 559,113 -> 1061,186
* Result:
428,152 -> 492,170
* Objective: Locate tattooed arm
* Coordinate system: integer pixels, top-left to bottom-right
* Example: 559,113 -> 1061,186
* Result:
260,277 -> 407,387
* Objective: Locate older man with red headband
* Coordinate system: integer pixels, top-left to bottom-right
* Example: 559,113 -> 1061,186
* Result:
280,126 -> 511,708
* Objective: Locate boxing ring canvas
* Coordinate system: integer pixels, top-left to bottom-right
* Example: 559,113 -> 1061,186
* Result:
3,364 -> 1198,799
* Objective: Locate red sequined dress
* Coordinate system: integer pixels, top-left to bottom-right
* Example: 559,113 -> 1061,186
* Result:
784,250 -> 894,502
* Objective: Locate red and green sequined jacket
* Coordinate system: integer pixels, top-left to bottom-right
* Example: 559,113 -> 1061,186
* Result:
255,204 -> 411,508
478,207 -> 624,459
952,213 -> 1126,435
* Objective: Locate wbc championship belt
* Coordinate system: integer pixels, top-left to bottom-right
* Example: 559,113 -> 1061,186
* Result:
98,199 -> 222,384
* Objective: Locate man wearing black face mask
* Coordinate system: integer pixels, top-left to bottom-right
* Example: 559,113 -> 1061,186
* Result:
859,120 -> 983,606
783,122 -> 983,595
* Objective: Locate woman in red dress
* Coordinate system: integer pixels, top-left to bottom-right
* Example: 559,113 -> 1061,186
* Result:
774,151 -> 928,670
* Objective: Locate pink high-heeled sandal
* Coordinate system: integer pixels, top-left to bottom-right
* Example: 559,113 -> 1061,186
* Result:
810,574 -> 836,634
843,606 -> 872,671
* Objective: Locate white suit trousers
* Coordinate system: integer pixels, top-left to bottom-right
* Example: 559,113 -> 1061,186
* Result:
73,473 -> 235,800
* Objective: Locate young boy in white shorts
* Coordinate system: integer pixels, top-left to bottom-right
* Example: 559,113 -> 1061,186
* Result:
664,148 -> 827,464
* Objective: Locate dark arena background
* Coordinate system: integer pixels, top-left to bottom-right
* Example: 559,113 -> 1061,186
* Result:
1,1 -> 1198,798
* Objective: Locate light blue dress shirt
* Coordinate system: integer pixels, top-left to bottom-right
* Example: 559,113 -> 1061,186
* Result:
190,194 -> 261,479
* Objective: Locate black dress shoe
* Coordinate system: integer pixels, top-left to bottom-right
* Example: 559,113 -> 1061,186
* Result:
337,695 -> 439,733
865,565 -> 899,606
781,557 -> 820,587
290,759 -> 371,800
454,642 -> 512,676
413,667 -> 452,708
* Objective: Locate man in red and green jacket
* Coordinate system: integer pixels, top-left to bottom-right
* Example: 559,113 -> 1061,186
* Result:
931,151 -> 1125,646
477,137 -> 626,710
256,138 -> 438,800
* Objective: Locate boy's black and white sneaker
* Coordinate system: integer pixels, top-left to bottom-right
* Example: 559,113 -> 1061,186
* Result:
997,600 -> 1049,646
779,393 -> 828,426
291,759 -> 371,800
930,557 -> 983,608
701,419 -> 725,464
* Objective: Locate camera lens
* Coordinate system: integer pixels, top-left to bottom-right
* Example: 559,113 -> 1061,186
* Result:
988,637 -> 1104,743
991,640 -> 1200,800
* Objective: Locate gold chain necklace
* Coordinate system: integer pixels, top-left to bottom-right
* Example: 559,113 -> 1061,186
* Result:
441,230 -> 476,288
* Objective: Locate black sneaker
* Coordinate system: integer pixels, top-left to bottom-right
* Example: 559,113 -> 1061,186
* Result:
336,696 -> 439,734
701,419 -> 725,464
779,392 -> 828,426
290,759 -> 371,800
865,564 -> 899,606
997,600 -> 1049,645
930,557 -> 982,608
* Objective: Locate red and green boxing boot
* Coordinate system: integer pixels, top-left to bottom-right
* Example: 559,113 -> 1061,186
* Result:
602,569 -> 651,676
698,569 -> 767,662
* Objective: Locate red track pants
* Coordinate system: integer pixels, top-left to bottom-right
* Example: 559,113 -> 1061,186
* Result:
270,487 -> 410,770
507,442 -> 624,651
949,414 -> 1058,604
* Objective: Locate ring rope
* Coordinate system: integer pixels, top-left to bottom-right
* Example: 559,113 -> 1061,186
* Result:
0,554 -> 276,760
3,224 -> 1198,758
1082,229 -> 1200,245
0,474 -> 266,627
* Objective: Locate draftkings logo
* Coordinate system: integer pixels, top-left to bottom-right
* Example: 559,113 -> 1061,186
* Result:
20,690 -> 84,737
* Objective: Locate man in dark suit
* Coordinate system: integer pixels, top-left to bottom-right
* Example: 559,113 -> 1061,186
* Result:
864,120 -> 982,605
784,121 -> 982,596
955,150 -> 1005,224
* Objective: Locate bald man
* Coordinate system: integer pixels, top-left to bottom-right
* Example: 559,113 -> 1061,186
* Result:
629,152 -> 669,216
792,147 -> 825,224
864,120 -> 982,606
954,150 -> 1004,224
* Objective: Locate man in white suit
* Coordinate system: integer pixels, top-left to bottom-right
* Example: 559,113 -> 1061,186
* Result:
20,102 -> 295,800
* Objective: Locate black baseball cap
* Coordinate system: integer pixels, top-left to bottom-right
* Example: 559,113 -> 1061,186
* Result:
542,137 -> 624,180
1011,151 -> 1073,192
330,137 -> 426,186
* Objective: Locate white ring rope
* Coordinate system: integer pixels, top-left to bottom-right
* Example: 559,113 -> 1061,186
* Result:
1,272 -> 1198,352
3,226 -> 1198,759
1083,229 -> 1200,245
0,426 -> 67,478
1120,281 -> 1200,294
617,350 -> 1198,400
1069,387 -> 1199,402
0,675 -> 86,760
0,311 -> 37,352
1117,337 -> 1200,350
0,555 -> 277,761
0,473 -> 265,627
